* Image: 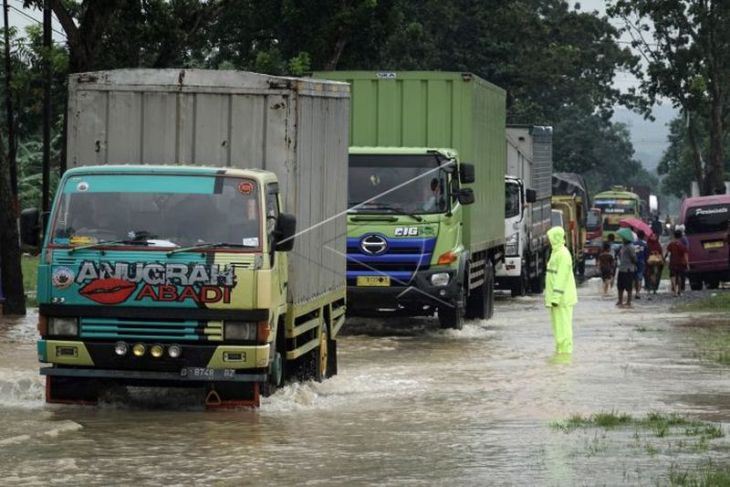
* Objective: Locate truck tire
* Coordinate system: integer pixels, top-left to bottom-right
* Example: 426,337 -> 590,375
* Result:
706,279 -> 720,290
465,269 -> 487,319
314,325 -> 329,382
326,336 -> 338,378
485,262 -> 495,320
530,271 -> 544,293
261,348 -> 283,397
690,279 -> 703,291
511,269 -> 528,297
439,285 -> 465,330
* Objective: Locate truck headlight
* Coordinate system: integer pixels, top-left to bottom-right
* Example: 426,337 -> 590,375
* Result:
48,317 -> 78,337
505,233 -> 519,256
224,321 -> 258,341
430,272 -> 451,287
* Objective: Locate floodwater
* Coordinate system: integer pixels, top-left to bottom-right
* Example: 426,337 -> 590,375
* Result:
1,281 -> 729,486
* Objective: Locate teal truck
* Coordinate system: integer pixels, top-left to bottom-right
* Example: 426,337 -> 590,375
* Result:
23,69 -> 349,407
314,71 -> 506,329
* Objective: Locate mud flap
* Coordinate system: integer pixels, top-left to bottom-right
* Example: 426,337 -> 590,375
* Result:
205,382 -> 260,409
46,376 -> 99,405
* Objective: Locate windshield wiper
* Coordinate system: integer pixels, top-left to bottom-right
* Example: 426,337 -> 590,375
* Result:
167,242 -> 255,256
350,202 -> 423,222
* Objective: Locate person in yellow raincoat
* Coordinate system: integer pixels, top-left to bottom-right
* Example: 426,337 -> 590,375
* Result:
545,226 -> 578,354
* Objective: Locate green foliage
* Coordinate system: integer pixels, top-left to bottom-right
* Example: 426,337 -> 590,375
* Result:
669,461 -> 730,487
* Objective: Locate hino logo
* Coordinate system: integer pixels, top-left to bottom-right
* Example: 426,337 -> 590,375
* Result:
361,234 -> 388,255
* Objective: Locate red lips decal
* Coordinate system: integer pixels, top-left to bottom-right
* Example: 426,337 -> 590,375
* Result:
79,278 -> 137,305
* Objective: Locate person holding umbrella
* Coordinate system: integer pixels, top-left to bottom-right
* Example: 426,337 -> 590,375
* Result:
544,226 -> 578,355
616,227 -> 637,307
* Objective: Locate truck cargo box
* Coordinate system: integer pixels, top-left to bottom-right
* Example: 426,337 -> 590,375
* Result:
66,69 -> 350,306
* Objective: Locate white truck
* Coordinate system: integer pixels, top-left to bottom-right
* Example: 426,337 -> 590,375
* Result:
496,125 -> 553,296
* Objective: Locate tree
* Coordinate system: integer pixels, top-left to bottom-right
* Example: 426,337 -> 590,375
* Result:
609,0 -> 730,195
0,133 -> 25,315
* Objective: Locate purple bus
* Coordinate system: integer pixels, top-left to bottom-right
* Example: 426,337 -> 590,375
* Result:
678,194 -> 730,290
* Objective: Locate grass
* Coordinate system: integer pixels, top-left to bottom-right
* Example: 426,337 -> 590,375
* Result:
669,461 -> 730,486
21,254 -> 39,307
551,411 -> 724,439
675,292 -> 730,312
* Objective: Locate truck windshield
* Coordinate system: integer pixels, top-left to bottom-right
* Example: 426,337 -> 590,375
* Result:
348,154 -> 451,214
50,174 -> 261,249
505,182 -> 520,218
594,198 -> 637,216
586,210 -> 601,231
685,204 -> 729,235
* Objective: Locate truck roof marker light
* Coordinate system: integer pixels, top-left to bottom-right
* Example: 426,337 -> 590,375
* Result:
437,251 -> 458,265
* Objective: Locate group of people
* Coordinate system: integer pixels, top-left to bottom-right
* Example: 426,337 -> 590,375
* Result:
597,227 -> 690,306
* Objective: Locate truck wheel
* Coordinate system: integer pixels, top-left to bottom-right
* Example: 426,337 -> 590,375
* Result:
439,285 -> 465,330
326,336 -> 338,377
706,279 -> 720,290
690,279 -> 703,291
466,272 -> 487,319
511,269 -> 528,297
530,271 -> 544,293
484,262 -> 495,320
314,326 -> 329,382
261,324 -> 286,397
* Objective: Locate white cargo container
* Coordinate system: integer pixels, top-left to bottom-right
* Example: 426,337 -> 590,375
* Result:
496,125 -> 553,296
67,69 -> 350,306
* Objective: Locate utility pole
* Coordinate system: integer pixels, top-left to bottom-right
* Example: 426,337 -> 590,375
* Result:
3,0 -> 17,204
42,0 -> 51,230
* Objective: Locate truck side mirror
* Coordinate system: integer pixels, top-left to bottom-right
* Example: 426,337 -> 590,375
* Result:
20,208 -> 41,248
274,213 -> 297,252
457,188 -> 475,205
459,163 -> 475,184
526,189 -> 537,203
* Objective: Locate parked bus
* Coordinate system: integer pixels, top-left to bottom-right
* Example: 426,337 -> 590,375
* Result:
678,194 -> 730,290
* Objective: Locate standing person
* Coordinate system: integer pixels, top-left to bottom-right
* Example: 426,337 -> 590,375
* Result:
544,226 -> 578,355
676,224 -> 689,292
597,242 -> 615,296
665,229 -> 689,297
606,233 -> 621,288
633,230 -> 648,299
646,233 -> 664,294
616,233 -> 637,307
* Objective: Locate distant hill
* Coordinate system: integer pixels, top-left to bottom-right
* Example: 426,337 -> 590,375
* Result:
612,103 -> 677,173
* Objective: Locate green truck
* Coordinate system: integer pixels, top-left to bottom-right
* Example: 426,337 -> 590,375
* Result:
314,71 -> 506,329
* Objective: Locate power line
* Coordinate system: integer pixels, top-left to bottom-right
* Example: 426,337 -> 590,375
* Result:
7,2 -> 66,39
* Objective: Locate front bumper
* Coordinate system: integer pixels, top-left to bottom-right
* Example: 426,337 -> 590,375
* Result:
347,267 -> 459,314
38,339 -> 270,382
495,256 -> 522,278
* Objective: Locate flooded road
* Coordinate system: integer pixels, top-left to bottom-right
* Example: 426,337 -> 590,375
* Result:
1,281 -> 729,485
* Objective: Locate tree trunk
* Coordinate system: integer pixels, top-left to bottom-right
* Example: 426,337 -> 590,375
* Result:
0,135 -> 26,315
686,113 -> 706,195
707,98 -> 725,194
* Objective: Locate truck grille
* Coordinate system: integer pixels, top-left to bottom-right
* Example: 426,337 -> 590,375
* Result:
79,318 -> 222,342
346,237 -> 436,285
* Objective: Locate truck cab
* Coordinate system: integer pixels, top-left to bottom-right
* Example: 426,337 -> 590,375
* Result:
35,165 -> 298,406
551,195 -> 585,274
346,147 -> 480,328
593,186 -> 641,241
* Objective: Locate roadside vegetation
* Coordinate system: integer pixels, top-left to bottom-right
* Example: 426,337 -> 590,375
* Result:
669,461 -> 730,487
552,411 -> 724,439
674,292 -> 730,313
21,255 -> 39,307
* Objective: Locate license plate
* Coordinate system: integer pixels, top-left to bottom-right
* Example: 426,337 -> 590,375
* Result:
356,276 -> 390,287
180,367 -> 236,380
703,241 -> 725,250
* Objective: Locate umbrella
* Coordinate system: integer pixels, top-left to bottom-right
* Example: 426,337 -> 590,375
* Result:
616,227 -> 635,242
619,217 -> 653,238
